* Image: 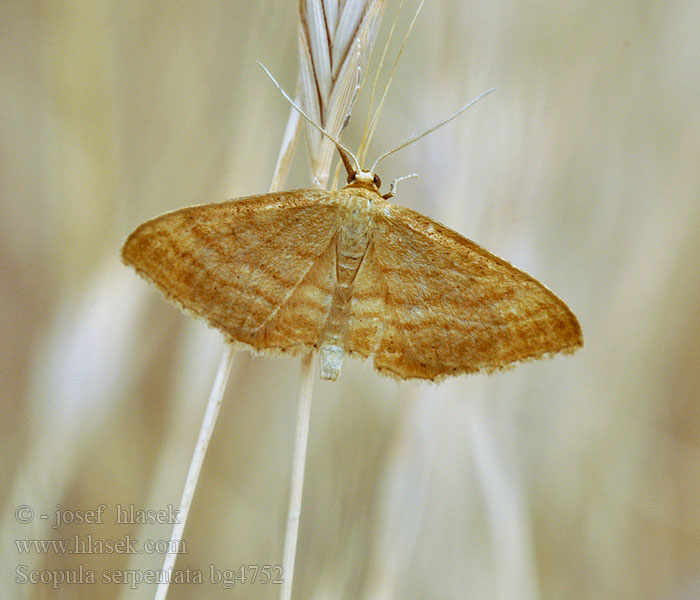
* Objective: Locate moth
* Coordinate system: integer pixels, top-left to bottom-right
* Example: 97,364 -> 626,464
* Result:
122,145 -> 582,381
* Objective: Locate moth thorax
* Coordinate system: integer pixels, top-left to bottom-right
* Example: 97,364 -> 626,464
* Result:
336,195 -> 372,287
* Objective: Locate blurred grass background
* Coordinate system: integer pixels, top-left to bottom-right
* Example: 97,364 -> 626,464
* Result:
2,1 -> 699,599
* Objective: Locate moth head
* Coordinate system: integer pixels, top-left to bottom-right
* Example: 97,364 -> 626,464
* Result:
346,169 -> 381,190
334,143 -> 381,193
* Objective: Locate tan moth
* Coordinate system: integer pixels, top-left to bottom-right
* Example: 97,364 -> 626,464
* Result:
122,164 -> 582,381
122,82 -> 582,381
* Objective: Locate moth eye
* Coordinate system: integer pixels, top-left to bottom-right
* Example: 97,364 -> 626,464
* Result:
373,174 -> 382,188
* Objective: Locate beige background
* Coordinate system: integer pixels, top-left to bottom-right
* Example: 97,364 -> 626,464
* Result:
2,1 -> 699,599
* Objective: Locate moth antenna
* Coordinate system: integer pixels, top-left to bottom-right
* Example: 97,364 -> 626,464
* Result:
370,87 -> 498,173
383,173 -> 419,199
258,62 -> 361,174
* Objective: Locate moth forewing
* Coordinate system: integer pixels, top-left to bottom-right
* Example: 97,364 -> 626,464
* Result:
122,191 -> 338,355
360,198 -> 582,380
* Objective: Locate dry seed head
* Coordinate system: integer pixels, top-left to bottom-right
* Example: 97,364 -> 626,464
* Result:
299,0 -> 384,188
